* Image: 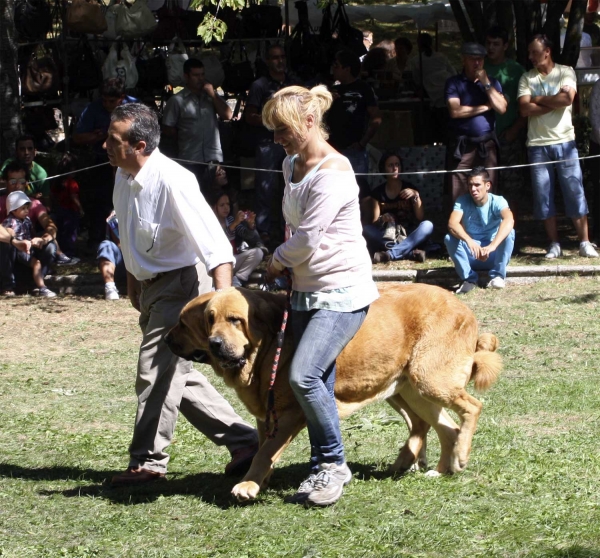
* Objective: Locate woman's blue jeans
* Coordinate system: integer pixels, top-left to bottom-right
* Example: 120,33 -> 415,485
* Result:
363,220 -> 434,260
289,306 -> 368,471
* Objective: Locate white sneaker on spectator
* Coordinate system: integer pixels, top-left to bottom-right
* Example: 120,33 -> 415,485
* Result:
105,283 -> 120,301
37,287 -> 56,298
545,243 -> 562,259
579,241 -> 599,258
488,277 -> 506,289
456,281 -> 477,294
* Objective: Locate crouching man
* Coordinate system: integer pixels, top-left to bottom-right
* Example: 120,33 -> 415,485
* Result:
444,166 -> 515,293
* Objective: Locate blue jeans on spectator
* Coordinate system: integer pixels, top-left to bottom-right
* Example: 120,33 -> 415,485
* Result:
255,142 -> 286,236
363,220 -> 434,260
444,230 -> 515,283
97,240 -> 126,280
53,207 -> 80,257
341,146 -> 369,197
289,306 -> 368,471
0,240 -> 56,292
528,140 -> 589,220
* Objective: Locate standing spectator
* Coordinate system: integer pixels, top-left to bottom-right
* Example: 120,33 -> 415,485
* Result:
50,153 -> 84,259
264,85 -> 379,507
97,211 -> 124,301
445,167 -> 515,293
362,30 -> 373,54
484,26 -> 527,214
408,32 -> 456,143
104,103 -> 258,486
588,77 -> 600,242
328,49 -> 382,197
0,135 -> 49,203
73,78 -> 137,252
0,162 -> 59,292
162,58 -> 232,175
518,35 -> 598,259
388,37 -> 413,82
211,191 -> 266,287
244,44 -> 298,244
1,191 -> 56,297
362,151 -> 433,263
445,42 -> 507,200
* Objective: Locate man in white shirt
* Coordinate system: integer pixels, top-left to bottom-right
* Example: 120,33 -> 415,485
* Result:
105,103 -> 258,486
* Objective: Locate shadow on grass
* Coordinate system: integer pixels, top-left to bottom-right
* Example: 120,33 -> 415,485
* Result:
530,547 -> 600,558
0,460 -> 414,509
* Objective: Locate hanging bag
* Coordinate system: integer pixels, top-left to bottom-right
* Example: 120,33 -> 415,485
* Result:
114,0 -> 157,39
222,43 -> 255,95
66,0 -> 108,35
21,44 -> 59,96
136,45 -> 168,91
14,0 -> 52,41
102,43 -> 139,88
166,38 -> 188,87
68,39 -> 103,91
152,0 -> 188,41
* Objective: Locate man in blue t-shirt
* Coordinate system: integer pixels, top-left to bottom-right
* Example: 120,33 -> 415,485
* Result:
444,166 -> 515,293
445,43 -> 507,202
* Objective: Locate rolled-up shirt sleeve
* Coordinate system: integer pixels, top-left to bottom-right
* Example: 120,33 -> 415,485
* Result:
170,180 -> 235,273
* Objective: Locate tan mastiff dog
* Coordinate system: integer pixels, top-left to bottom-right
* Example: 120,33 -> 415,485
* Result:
165,282 -> 501,501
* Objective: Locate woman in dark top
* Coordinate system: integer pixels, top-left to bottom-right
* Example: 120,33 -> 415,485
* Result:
362,151 -> 433,263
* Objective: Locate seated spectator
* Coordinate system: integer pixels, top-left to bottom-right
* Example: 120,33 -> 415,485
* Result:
362,151 -> 433,263
200,161 -> 238,213
1,191 -> 56,297
211,190 -> 266,287
97,211 -> 125,301
444,166 -> 515,293
50,153 -> 84,259
0,135 -> 49,204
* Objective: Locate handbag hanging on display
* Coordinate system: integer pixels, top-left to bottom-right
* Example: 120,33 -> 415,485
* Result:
21,44 -> 59,97
14,0 -> 52,41
68,39 -> 103,92
152,0 -> 188,41
136,44 -> 168,91
66,0 -> 108,35
102,43 -> 139,89
221,43 -> 255,95
166,38 -> 188,87
113,0 -> 157,39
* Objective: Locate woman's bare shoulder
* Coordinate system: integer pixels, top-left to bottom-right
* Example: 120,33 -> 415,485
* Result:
319,153 -> 353,172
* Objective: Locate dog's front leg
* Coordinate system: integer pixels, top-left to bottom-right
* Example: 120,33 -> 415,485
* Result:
231,413 -> 306,501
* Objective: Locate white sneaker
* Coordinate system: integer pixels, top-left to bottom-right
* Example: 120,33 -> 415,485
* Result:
306,462 -> 353,507
579,241 -> 599,258
488,277 -> 506,289
545,242 -> 562,259
285,473 -> 318,505
104,283 -> 120,301
456,281 -> 477,294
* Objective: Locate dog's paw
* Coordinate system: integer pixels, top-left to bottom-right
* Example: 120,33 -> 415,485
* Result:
231,480 -> 260,501
424,470 -> 442,478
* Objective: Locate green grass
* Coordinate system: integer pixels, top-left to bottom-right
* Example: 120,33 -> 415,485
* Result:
1,279 -> 600,557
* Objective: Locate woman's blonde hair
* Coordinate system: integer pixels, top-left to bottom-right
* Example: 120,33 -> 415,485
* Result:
262,85 -> 332,141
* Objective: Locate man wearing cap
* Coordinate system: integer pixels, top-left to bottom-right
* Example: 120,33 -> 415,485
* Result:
518,34 -> 597,259
445,42 -> 507,201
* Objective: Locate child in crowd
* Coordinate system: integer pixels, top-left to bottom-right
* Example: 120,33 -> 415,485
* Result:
51,153 -> 84,259
211,190 -> 266,287
96,210 -> 124,301
1,191 -> 56,297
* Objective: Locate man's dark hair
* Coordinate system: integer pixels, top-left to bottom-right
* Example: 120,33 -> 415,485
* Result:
531,34 -> 553,51
378,150 -> 403,174
111,103 -> 161,155
467,166 -> 491,181
101,78 -> 126,98
394,37 -> 413,55
2,160 -> 28,180
267,43 -> 285,59
15,134 -> 35,151
183,58 -> 204,75
335,49 -> 361,78
486,25 -> 509,44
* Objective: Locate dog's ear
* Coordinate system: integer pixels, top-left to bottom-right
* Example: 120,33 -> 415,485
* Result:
246,289 -> 288,337
181,291 -> 217,345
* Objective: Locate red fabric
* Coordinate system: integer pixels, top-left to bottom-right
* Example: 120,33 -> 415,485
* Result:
51,177 -> 80,212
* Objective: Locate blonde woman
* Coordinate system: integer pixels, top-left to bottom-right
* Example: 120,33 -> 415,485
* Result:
264,85 -> 379,507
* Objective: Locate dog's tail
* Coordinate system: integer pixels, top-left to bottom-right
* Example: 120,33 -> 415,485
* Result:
471,333 -> 502,392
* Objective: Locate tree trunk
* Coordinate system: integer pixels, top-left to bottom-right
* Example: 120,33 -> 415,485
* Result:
0,0 -> 21,161
513,0 -> 543,67
560,0 -> 587,66
543,0 -> 570,60
463,0 -> 486,44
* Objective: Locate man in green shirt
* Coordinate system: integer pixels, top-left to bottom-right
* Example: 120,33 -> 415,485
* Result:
485,26 -> 527,218
0,135 -> 48,203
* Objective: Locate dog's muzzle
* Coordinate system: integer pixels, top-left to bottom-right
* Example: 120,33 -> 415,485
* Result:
163,332 -> 210,363
208,335 -> 247,368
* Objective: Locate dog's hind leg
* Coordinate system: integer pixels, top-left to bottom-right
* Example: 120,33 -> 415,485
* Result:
231,412 -> 306,501
386,394 -> 429,473
448,389 -> 483,473
398,384 -> 460,475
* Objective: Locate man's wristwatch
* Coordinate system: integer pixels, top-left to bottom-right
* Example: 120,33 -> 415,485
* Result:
484,82 -> 492,91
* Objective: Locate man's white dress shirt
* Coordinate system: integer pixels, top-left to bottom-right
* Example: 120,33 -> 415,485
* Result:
113,148 -> 234,281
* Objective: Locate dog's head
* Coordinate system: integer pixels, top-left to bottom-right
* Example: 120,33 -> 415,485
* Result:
165,287 -> 287,386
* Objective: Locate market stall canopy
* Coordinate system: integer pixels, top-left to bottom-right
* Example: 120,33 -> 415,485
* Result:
287,0 -> 456,29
